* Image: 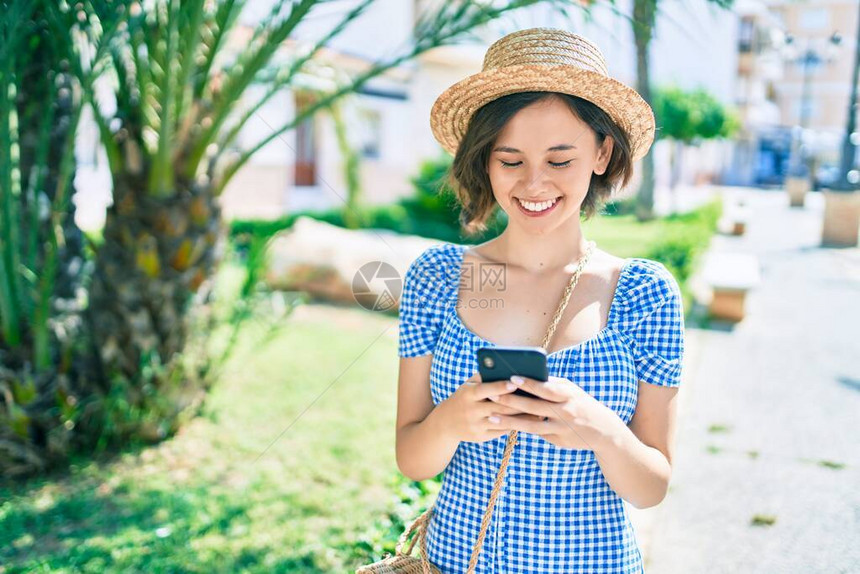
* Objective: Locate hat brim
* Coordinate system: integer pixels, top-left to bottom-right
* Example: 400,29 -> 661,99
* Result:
430,64 -> 656,162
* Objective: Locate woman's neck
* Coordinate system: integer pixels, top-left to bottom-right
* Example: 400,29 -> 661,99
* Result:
495,221 -> 591,275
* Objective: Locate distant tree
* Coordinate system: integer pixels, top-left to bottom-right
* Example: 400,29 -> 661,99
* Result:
629,0 -> 735,220
653,85 -> 740,195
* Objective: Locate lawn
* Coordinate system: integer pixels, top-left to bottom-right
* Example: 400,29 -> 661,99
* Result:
583,212 -> 669,258
1,301 -> 407,573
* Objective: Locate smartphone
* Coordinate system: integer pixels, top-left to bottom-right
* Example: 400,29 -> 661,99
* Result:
477,346 -> 548,397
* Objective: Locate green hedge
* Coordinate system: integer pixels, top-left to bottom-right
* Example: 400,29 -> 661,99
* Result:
647,198 -> 721,284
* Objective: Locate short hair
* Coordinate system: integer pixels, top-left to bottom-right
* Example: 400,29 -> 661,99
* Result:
447,92 -> 633,235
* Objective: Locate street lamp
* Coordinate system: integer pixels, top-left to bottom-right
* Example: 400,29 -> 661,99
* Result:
831,10 -> 860,193
778,31 -> 842,207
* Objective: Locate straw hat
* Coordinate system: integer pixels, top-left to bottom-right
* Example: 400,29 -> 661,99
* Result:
430,27 -> 656,162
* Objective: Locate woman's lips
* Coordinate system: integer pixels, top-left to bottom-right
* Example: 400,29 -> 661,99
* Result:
515,196 -> 562,217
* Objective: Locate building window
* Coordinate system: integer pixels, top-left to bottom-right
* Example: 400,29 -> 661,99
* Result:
294,91 -> 317,186
739,17 -> 754,53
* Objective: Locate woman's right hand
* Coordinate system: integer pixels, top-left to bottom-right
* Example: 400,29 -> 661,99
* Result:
439,372 -> 525,443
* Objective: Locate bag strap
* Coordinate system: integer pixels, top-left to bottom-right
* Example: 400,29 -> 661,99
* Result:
464,240 -> 596,574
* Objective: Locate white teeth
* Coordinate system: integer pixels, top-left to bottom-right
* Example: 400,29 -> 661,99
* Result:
517,197 -> 559,212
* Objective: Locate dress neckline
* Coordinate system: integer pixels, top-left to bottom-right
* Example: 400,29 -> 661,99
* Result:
449,243 -> 633,358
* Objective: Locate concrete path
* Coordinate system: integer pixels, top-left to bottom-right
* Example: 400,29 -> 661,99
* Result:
633,187 -> 860,573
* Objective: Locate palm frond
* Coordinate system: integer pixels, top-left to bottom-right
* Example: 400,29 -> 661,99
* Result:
193,0 -> 245,101
209,0 -> 375,171
185,0 -> 324,175
214,0 -> 584,194
148,0 -> 180,196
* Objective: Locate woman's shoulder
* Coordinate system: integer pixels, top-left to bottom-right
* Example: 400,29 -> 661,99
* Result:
618,257 -> 682,310
398,243 -> 466,358
410,241 -> 465,267
624,257 -> 676,280
403,242 -> 465,295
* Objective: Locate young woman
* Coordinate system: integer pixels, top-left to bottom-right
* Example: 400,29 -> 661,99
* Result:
395,28 -> 684,573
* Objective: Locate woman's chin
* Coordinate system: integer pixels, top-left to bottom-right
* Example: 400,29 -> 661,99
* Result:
505,204 -> 577,233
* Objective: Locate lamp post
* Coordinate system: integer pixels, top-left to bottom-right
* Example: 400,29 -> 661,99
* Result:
779,31 -> 842,207
822,6 -> 860,247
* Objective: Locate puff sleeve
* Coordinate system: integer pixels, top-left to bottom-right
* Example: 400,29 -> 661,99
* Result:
397,246 -> 453,358
624,260 -> 686,387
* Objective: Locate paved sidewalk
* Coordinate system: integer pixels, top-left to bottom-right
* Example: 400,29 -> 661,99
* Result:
637,187 -> 860,573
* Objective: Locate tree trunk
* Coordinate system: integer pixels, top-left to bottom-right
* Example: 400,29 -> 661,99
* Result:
0,7 -> 89,477
86,174 -> 223,441
633,0 -> 657,222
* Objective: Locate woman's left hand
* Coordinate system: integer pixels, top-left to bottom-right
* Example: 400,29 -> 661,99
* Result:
488,375 -> 621,450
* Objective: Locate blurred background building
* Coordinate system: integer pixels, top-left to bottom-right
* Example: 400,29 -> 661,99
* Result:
731,0 -> 859,188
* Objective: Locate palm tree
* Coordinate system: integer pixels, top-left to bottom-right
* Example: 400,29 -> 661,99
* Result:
3,0 -> 600,477
0,0 -> 122,475
630,0 -> 734,220
63,1 -> 587,450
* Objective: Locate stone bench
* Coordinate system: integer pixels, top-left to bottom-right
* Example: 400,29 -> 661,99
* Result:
719,200 -> 751,236
701,252 -> 761,322
786,175 -> 810,207
263,216 -> 444,309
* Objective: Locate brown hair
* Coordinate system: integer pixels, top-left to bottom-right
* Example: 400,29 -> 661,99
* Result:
447,92 -> 633,235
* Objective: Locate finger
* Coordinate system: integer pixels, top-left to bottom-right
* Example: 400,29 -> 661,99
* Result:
515,413 -> 546,423
485,403 -> 527,416
474,379 -> 523,400
463,372 -> 482,385
489,413 -> 557,435
487,412 -> 540,427
486,411 -> 541,424
511,375 -> 574,403
489,393 -> 556,418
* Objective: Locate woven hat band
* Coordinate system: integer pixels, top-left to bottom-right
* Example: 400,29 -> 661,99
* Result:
482,30 -> 609,76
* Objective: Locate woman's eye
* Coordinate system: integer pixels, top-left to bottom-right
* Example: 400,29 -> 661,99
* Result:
498,160 -> 572,168
549,160 -> 572,168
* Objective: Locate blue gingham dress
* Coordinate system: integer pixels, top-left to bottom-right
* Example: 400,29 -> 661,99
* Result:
397,242 -> 685,574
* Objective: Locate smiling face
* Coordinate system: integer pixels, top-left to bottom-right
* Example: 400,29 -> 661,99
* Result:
486,95 -> 614,234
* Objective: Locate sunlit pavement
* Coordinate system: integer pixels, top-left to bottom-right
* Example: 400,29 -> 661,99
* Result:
632,187 -> 860,573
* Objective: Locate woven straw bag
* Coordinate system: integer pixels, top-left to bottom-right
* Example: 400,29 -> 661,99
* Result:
356,242 -> 596,574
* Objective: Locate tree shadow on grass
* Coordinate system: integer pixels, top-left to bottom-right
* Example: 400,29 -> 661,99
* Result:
0,469 -> 337,573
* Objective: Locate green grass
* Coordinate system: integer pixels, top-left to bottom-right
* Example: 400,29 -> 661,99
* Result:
582,212 -> 668,259
750,514 -> 777,527
0,303 -> 404,573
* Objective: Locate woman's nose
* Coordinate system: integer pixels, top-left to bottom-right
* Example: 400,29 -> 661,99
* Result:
521,163 -> 552,192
